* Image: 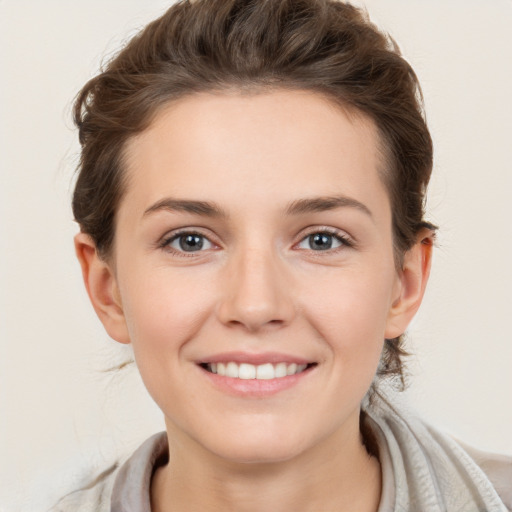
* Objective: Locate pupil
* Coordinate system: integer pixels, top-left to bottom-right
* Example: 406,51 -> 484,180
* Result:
180,234 -> 203,251
310,233 -> 332,250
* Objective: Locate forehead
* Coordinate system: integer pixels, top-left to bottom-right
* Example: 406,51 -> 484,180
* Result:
121,89 -> 389,216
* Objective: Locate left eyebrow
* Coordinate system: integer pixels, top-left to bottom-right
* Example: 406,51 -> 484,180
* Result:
285,195 -> 373,219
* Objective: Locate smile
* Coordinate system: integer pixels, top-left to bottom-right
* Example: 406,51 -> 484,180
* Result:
202,362 -> 312,380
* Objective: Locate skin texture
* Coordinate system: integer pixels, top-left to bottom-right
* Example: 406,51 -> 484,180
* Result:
75,90 -> 432,512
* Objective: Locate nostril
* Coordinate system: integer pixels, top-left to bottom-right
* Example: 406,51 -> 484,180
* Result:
239,317 -> 286,332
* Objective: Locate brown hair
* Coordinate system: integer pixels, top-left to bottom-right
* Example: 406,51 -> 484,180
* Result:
73,0 -> 435,390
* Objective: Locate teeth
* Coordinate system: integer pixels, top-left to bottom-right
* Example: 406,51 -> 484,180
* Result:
239,363 -> 256,380
287,363 -> 297,376
256,363 -> 274,380
226,362 -> 238,378
275,362 -> 287,378
207,362 -> 310,379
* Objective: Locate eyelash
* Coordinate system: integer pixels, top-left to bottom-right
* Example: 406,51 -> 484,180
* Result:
158,227 -> 354,256
159,229 -> 216,257
296,227 -> 354,253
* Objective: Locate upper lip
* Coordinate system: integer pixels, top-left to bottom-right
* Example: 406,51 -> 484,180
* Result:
197,351 -> 314,366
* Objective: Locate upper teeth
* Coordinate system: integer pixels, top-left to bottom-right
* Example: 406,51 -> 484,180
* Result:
207,362 -> 308,380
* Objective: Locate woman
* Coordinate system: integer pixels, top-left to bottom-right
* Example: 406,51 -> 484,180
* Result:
59,0 -> 511,510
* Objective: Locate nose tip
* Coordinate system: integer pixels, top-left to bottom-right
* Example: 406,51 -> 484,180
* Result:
216,251 -> 294,332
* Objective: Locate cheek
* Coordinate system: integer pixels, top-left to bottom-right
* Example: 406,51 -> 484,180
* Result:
119,268 -> 215,361
299,266 -> 395,359
118,268 -> 220,412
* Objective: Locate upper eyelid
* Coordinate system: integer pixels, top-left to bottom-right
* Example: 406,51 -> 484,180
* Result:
161,227 -> 216,242
297,226 -> 353,241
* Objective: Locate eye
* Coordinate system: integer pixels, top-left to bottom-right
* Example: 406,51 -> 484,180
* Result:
166,232 -> 214,253
297,231 -> 350,251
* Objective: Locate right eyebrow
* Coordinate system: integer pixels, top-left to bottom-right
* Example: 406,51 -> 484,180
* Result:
142,198 -> 228,219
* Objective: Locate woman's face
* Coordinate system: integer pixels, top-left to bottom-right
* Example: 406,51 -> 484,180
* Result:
102,90 -> 410,463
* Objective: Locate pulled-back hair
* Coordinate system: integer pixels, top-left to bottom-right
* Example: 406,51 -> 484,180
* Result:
73,0 -> 435,390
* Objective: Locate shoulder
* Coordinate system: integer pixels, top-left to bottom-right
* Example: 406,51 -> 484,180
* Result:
457,440 -> 512,511
48,463 -> 119,512
364,390 -> 512,511
49,432 -> 168,512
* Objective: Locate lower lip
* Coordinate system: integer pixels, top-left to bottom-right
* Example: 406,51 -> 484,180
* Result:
199,365 -> 315,397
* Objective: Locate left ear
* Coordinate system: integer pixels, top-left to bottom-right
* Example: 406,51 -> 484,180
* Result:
385,228 -> 434,339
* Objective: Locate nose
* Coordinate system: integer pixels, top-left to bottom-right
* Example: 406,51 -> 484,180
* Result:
216,245 -> 295,332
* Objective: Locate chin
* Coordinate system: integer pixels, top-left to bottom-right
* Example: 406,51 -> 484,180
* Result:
199,423 -> 315,465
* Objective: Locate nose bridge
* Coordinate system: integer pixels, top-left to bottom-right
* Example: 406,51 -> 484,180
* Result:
217,238 -> 294,331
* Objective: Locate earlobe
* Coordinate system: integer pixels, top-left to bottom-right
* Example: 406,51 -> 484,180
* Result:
385,229 -> 434,339
74,233 -> 131,344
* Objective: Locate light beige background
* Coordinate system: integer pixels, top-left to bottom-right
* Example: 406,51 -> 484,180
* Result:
1,1 -> 511,510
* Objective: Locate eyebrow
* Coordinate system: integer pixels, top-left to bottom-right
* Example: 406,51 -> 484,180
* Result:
143,198 -> 228,218
285,195 -> 373,218
143,194 -> 373,219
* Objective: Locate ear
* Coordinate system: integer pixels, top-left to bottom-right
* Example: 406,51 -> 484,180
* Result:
385,228 -> 434,339
74,233 -> 131,344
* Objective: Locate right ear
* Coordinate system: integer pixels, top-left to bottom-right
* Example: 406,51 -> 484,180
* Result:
74,233 -> 131,344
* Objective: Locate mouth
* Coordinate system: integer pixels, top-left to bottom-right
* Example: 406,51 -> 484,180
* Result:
199,361 -> 317,380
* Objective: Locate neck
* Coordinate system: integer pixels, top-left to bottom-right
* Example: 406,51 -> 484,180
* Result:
151,412 -> 382,512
